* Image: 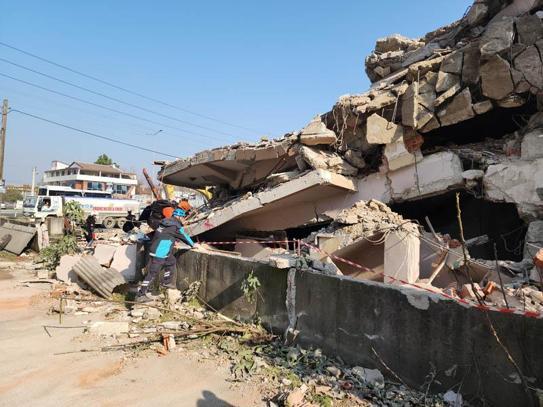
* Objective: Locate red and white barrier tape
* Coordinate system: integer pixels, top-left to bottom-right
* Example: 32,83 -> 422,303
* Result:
300,241 -> 542,320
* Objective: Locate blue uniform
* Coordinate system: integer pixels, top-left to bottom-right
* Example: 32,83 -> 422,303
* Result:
139,217 -> 194,295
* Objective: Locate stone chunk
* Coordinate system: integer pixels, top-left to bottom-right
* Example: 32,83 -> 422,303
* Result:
93,244 -> 117,267
524,221 -> 543,258
299,116 -> 337,146
481,55 -> 514,100
375,34 -> 421,53
401,82 -> 418,128
435,72 -> 460,93
516,14 -> 543,46
366,113 -> 403,145
473,100 -> 493,115
441,51 -> 463,75
351,366 -> 385,387
521,130 -> 543,160
55,255 -> 81,283
384,137 -> 418,171
462,43 -> 481,84
88,321 -> 129,336
514,46 -> 543,90
437,88 -> 475,127
434,83 -> 462,107
110,245 -> 138,282
299,146 -> 358,176
480,16 -> 515,57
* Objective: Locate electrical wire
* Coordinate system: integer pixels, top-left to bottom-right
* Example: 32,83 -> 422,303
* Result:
9,108 -> 179,159
0,72 -> 228,144
0,41 -> 267,135
0,57 -> 239,138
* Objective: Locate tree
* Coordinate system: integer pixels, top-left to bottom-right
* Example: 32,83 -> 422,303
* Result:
0,189 -> 23,202
95,154 -> 113,165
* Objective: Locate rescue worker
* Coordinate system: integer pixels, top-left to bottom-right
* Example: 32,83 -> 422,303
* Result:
84,211 -> 97,247
136,208 -> 195,303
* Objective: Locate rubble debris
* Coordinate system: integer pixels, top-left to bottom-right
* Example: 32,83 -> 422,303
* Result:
54,254 -> 81,283
299,116 -> 337,146
0,222 -> 36,255
88,321 -> 130,336
110,244 -> 138,281
93,244 -> 117,267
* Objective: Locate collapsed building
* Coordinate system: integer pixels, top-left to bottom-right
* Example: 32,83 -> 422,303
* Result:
159,1 -> 543,405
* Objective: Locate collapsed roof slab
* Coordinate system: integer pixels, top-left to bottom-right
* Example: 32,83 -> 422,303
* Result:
186,169 -> 357,236
159,140 -> 298,189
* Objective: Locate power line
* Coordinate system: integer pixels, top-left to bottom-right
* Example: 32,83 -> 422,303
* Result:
0,41 -> 267,135
9,108 -> 180,159
0,72 -> 229,144
0,57 -> 237,138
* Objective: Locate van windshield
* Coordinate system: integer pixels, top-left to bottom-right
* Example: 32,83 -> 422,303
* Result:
23,196 -> 36,208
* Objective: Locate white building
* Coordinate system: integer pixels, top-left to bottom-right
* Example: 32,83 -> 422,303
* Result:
42,161 -> 138,198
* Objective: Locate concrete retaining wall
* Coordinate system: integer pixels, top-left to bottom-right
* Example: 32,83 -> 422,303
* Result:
176,250 -> 543,406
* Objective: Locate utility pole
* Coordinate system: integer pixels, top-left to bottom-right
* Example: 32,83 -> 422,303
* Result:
31,167 -> 37,196
0,99 -> 7,188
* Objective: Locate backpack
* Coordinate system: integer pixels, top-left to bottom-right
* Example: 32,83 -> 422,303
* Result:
139,200 -> 174,230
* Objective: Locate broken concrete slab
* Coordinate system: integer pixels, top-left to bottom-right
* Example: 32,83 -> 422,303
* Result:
299,116 -> 337,146
344,150 -> 366,169
435,71 -> 460,93
375,34 -> 421,53
187,169 -> 357,236
462,43 -> 481,85
434,83 -> 462,107
524,220 -> 543,258
473,100 -> 494,115
484,158 -> 543,219
440,51 -> 463,75
299,146 -> 358,176
480,16 -> 515,57
401,82 -> 418,128
93,244 -> 117,267
384,225 -> 420,285
481,55 -> 515,100
110,244 -> 138,282
514,46 -> 543,90
402,42 -> 440,67
0,222 -> 36,255
55,255 -> 81,283
521,130 -> 543,160
389,151 -> 464,201
366,113 -> 403,144
516,13 -> 543,45
437,88 -> 475,127
384,137 -> 418,171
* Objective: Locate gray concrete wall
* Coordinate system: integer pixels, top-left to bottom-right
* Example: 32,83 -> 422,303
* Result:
176,250 -> 543,407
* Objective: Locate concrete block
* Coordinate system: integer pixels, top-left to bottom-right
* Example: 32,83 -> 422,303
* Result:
401,82 -> 418,128
390,151 -> 464,200
473,100 -> 493,115
384,137 -> 418,171
521,130 -> 543,160
437,88 -> 475,127
440,51 -> 463,75
481,55 -> 515,100
384,226 -> 420,285
299,116 -> 337,146
515,46 -> 543,91
55,255 -> 81,283
93,244 -> 117,267
480,16 -> 515,57
110,245 -> 138,281
435,71 -> 460,93
524,221 -> 543,258
88,321 -> 129,336
366,113 -> 403,145
484,158 -> 543,219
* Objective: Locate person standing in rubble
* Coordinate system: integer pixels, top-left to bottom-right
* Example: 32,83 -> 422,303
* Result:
84,212 -> 97,247
136,208 -> 195,303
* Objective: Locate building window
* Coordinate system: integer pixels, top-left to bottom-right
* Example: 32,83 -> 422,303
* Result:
87,182 -> 103,191
113,184 -> 128,194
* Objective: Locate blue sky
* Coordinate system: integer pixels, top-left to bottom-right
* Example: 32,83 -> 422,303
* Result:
0,0 -> 472,184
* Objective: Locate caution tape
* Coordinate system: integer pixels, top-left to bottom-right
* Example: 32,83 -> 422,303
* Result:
300,241 -> 542,320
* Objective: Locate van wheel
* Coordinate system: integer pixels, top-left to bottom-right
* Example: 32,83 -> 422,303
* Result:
103,217 -> 116,229
116,219 -> 126,229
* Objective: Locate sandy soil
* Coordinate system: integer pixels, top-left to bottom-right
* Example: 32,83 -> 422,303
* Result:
0,266 -> 265,407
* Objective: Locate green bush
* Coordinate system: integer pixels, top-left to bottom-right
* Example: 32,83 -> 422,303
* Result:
63,201 -> 85,225
40,235 -> 78,270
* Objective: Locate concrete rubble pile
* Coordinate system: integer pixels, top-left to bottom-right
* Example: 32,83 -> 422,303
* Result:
158,0 -> 543,309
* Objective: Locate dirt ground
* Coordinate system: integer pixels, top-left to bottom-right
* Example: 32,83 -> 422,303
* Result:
0,265 -> 265,407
